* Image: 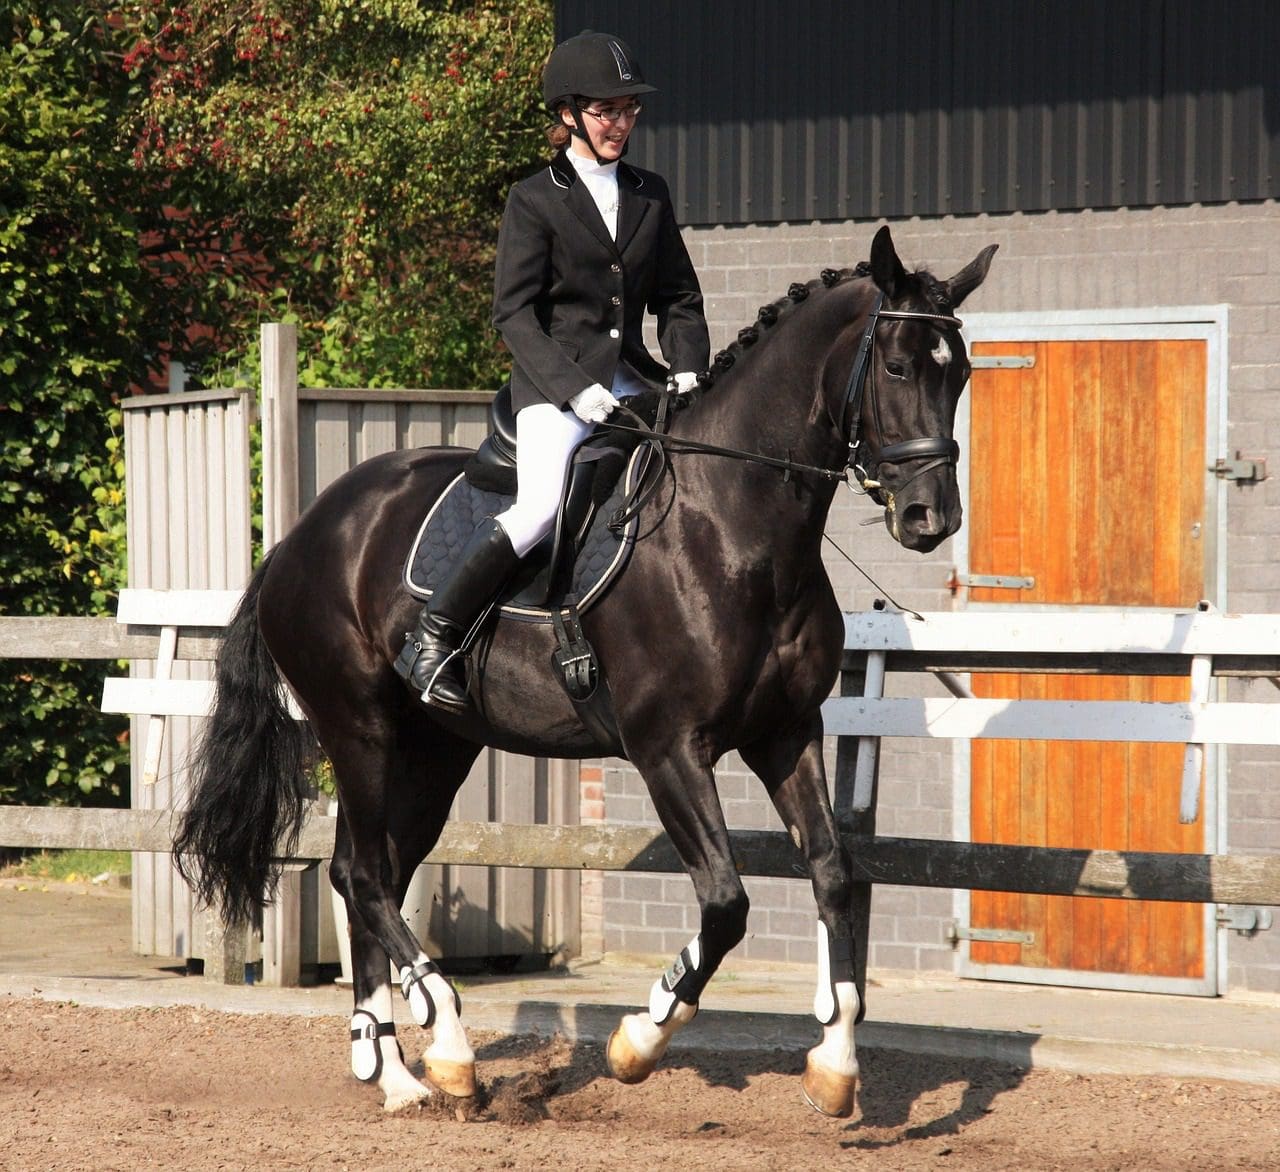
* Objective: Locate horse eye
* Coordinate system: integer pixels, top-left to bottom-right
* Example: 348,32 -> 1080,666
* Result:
884,359 -> 910,380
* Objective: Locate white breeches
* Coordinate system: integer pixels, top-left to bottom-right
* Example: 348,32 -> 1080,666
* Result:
494,369 -> 648,558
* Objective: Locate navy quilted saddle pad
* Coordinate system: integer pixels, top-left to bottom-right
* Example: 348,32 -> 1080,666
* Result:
403,447 -> 644,622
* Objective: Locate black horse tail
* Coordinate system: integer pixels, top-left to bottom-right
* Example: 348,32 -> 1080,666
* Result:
173,551 -> 313,927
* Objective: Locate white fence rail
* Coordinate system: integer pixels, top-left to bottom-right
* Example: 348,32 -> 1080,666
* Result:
4,597 -> 1280,990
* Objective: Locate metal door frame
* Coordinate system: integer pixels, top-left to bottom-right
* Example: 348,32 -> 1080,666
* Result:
950,306 -> 1229,995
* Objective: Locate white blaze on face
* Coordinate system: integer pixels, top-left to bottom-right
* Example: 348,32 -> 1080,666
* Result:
932,335 -> 952,368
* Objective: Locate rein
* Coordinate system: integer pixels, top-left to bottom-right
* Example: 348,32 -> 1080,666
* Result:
603,409 -> 849,483
601,404 -> 845,532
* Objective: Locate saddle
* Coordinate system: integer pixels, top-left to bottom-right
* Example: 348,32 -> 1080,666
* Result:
402,385 -> 665,752
459,384 -> 635,610
405,384 -> 651,618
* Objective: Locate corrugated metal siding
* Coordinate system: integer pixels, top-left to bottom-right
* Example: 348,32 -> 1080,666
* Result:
556,0 -> 1278,224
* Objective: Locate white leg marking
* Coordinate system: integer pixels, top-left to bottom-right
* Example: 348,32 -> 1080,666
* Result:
810,981 -> 860,1080
401,951 -> 476,1098
803,923 -> 860,1117
610,999 -> 698,1083
810,922 -> 859,1079
352,986 -> 432,1113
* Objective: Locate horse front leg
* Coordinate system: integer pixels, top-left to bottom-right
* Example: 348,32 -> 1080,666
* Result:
742,721 -> 860,1118
607,746 -> 750,1085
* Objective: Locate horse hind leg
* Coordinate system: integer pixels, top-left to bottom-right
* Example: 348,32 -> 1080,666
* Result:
742,727 -> 860,1119
328,727 -> 480,1110
342,906 -> 432,1111
331,816 -> 438,1112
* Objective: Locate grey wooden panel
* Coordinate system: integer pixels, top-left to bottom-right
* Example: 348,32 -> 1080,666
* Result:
356,401 -> 397,461
400,401 -> 450,449
448,405 -> 490,451
121,390 -> 252,961
310,399 -> 353,500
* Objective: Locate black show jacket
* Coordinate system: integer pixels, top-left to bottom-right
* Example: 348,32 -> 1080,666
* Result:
492,151 -> 710,413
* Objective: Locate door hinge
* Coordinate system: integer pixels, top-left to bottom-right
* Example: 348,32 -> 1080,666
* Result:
1216,906 -> 1274,936
947,569 -> 1036,593
1210,453 -> 1267,484
945,920 -> 1035,947
971,355 -> 1036,369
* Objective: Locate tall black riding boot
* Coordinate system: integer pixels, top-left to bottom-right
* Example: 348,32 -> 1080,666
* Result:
394,518 -> 520,711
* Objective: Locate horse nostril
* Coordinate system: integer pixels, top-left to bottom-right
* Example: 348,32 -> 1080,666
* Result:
900,502 -> 941,535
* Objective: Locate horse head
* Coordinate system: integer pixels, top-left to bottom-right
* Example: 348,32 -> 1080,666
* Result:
849,226 -> 997,552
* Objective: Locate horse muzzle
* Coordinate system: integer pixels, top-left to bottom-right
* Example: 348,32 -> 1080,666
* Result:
868,437 -> 962,553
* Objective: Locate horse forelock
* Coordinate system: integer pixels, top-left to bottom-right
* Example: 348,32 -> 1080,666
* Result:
692,263 -> 873,400
909,268 -> 955,316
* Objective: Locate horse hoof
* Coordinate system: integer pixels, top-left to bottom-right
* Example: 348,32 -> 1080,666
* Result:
801,1056 -> 858,1118
606,1027 -> 654,1085
425,1057 -> 477,1099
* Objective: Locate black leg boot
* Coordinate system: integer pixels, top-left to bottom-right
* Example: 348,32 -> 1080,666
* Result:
394,518 -> 520,710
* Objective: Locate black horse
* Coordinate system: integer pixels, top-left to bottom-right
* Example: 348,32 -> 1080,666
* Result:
176,226 -> 996,1116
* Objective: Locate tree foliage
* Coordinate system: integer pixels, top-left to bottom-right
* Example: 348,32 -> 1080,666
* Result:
2,1 -> 554,808
1,4 -> 144,805
132,0 -> 554,389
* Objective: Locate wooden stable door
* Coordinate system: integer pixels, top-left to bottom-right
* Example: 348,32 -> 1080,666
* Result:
965,336 -> 1209,989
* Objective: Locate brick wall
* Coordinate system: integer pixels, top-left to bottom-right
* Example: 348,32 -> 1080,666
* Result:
594,200 -> 1280,994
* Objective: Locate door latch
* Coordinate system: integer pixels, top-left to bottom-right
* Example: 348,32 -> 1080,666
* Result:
1216,906 -> 1274,936
945,920 -> 1035,947
1210,453 -> 1267,484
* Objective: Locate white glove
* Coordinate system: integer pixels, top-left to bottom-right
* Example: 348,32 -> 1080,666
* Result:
568,383 -> 619,424
668,371 -> 699,396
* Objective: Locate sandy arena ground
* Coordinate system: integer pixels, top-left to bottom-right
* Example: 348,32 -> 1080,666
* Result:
2,879 -> 1278,1169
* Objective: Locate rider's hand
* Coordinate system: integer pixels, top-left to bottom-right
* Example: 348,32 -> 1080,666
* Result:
568,383 -> 619,424
668,371 -> 699,397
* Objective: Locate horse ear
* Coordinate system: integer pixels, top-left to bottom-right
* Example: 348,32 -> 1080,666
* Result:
870,225 -> 909,299
944,243 -> 999,308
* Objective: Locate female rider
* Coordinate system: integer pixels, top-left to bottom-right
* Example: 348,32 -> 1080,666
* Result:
397,30 -> 711,710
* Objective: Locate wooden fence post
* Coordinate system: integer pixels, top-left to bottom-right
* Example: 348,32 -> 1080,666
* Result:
262,868 -> 306,986
259,322 -> 304,985
202,907 -> 248,985
261,322 -> 300,550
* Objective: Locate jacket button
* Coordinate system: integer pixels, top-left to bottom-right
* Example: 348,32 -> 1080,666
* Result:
610,263 -> 621,273
609,328 -> 620,339
610,295 -> 621,306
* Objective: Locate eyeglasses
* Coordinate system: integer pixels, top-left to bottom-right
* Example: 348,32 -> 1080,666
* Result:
581,103 -> 643,125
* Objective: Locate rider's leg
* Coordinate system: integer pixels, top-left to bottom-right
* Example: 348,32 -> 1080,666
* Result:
493,400 -> 593,556
396,401 -> 588,709
396,517 -> 520,709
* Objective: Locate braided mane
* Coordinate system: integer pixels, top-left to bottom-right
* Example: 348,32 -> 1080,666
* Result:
692,259 -> 956,397
693,262 -> 871,396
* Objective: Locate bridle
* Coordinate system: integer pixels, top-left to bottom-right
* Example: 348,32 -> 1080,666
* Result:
841,291 -> 964,507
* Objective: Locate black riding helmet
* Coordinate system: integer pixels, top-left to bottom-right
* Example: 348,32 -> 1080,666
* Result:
542,31 -> 656,162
